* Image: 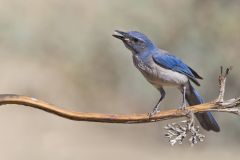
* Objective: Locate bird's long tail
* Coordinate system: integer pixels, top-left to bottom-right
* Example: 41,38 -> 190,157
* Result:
185,83 -> 220,132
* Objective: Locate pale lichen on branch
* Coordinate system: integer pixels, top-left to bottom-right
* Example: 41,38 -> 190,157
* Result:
164,67 -> 239,146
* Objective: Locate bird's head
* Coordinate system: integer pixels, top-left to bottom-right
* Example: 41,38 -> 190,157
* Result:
112,30 -> 156,54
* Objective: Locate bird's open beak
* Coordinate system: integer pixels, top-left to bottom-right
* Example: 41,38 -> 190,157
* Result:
112,30 -> 127,40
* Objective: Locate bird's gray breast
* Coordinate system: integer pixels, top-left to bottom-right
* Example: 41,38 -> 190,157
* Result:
132,55 -> 188,88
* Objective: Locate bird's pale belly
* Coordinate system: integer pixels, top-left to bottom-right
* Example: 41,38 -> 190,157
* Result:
133,56 -> 188,88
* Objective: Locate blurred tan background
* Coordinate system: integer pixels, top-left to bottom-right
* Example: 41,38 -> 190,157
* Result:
0,0 -> 240,159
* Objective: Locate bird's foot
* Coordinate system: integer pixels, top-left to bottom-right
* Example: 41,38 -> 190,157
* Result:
178,103 -> 187,110
148,108 -> 160,118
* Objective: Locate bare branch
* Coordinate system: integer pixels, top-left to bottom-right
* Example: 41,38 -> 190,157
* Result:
0,66 -> 238,125
216,66 -> 232,103
0,94 -> 239,124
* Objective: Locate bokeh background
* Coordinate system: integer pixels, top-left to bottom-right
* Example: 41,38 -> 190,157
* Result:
0,0 -> 239,159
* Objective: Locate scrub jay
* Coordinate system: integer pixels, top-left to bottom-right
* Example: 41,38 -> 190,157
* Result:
113,30 -> 220,132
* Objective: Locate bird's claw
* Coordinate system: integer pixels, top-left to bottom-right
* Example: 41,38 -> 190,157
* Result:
178,103 -> 187,110
178,106 -> 186,110
148,109 -> 160,118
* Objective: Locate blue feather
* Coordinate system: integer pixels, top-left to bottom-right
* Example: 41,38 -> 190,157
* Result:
152,52 -> 201,85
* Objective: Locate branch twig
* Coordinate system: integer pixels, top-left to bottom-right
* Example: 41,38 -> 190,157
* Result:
216,66 -> 232,103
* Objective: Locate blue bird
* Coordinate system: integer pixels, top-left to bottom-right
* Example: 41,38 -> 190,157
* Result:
113,30 -> 220,132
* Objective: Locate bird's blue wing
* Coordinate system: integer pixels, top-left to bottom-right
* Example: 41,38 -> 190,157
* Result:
152,52 -> 201,85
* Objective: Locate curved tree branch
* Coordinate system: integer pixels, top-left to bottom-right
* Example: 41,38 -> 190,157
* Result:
0,94 -> 239,124
0,67 -> 239,124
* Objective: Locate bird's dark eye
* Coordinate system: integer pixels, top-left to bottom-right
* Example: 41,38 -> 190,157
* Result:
132,38 -> 139,43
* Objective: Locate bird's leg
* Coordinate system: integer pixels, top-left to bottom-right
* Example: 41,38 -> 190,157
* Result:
178,86 -> 187,110
149,87 -> 165,117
